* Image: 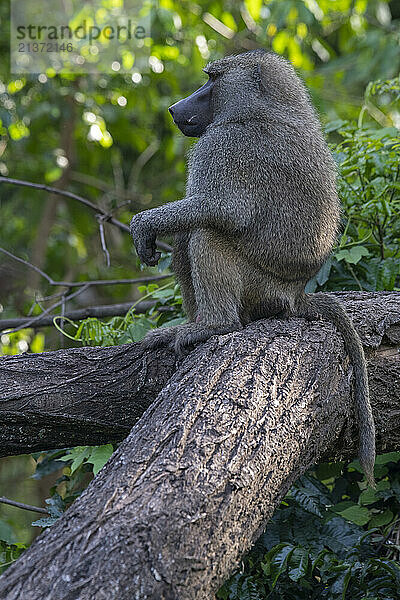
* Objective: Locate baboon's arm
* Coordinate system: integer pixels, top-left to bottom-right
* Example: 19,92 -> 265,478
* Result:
130,195 -> 251,266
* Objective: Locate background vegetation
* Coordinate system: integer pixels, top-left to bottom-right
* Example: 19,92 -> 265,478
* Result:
0,0 -> 399,596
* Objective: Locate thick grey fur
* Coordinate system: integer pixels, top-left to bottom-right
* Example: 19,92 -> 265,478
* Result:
130,49 -> 375,485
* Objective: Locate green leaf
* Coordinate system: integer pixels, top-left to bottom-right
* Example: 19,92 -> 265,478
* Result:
305,275 -> 317,293
238,578 -> 262,600
368,127 -> 399,139
359,488 -> 378,506
31,516 -> 58,528
157,254 -> 172,272
45,494 -> 65,518
126,319 -> 152,342
333,566 -> 352,600
369,509 -> 394,528
333,504 -> 370,526
347,459 -> 363,473
376,479 -> 391,491
244,0 -> 262,20
375,452 -> 400,465
291,486 -> 324,517
288,547 -> 309,581
58,447 -> 91,474
316,257 -> 333,285
32,449 -> 68,479
265,543 -> 294,587
151,289 -> 174,299
44,167 -> 62,183
335,246 -> 370,264
159,317 -> 186,328
315,462 -> 344,480
86,444 -> 114,476
325,119 -> 348,133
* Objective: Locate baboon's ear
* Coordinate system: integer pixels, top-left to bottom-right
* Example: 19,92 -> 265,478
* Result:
253,63 -> 268,94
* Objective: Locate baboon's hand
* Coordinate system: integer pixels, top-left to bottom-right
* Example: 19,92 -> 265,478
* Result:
130,215 -> 161,266
135,233 -> 161,266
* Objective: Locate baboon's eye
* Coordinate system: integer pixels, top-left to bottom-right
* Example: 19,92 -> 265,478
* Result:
203,69 -> 221,81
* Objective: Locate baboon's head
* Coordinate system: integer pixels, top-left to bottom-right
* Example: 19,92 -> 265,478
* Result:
168,49 -> 312,137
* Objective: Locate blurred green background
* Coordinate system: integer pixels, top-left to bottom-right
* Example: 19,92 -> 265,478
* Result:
0,1 -> 400,596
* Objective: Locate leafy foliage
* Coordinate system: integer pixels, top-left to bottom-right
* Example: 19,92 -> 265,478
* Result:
55,279 -> 184,346
0,541 -> 27,575
306,77 -> 400,294
217,454 -> 400,599
28,444 -> 115,530
0,329 -> 44,355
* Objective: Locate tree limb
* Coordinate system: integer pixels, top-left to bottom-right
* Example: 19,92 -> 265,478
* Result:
0,245 -> 172,333
0,340 -> 177,456
0,292 -> 399,599
0,497 -> 48,515
0,292 -> 399,459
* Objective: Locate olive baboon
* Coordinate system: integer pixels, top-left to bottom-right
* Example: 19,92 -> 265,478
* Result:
130,49 -> 375,485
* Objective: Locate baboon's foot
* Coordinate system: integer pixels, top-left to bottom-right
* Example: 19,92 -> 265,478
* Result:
141,326 -> 179,350
141,322 -> 242,356
173,322 -> 242,356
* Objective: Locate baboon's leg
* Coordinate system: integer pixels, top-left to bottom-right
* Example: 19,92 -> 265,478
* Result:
188,230 -> 243,326
172,233 -> 196,322
168,230 -> 245,353
142,231 -> 244,353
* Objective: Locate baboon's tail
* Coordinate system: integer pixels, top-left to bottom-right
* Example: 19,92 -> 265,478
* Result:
300,293 -> 375,487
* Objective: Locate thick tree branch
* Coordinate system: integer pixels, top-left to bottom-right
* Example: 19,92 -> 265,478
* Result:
0,292 -> 398,599
0,341 -> 177,455
0,292 -> 399,460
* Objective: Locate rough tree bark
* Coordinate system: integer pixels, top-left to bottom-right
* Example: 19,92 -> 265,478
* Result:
0,292 -> 399,599
0,340 -> 176,456
0,292 -> 399,458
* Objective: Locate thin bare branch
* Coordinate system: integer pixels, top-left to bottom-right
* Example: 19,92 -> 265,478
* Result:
60,275 -> 170,287
0,247 -> 171,289
0,176 -> 172,252
97,216 -> 111,267
5,285 -> 90,334
0,497 -> 48,515
0,247 -> 54,285
128,141 -> 160,189
0,300 -> 173,331
0,176 -> 130,232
